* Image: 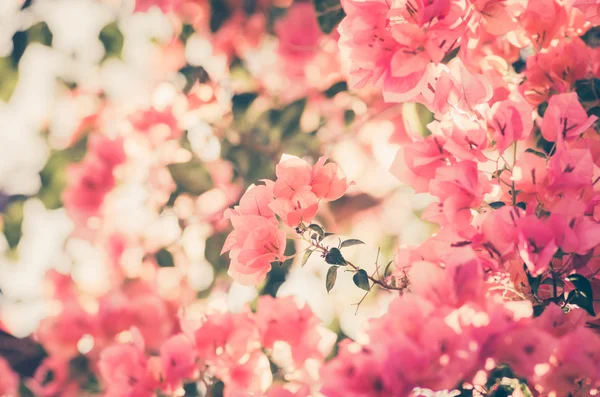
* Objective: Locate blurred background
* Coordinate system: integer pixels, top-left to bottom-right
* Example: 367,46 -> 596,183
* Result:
0,0 -> 434,344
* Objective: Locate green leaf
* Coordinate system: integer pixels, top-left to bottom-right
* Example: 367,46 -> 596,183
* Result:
99,22 -> 124,61
155,249 -> 174,267
567,274 -> 594,300
575,78 -> 600,103
532,305 -> 546,317
279,98 -> 307,139
525,148 -> 547,159
324,81 -> 348,98
344,109 -> 355,126
516,202 -> 527,210
326,266 -> 338,293
301,249 -> 314,267
167,160 -> 213,195
566,290 -> 596,316
581,26 -> 600,48
232,92 -> 259,123
352,269 -> 370,291
307,224 -> 324,237
325,247 -> 346,265
526,270 -> 541,295
340,239 -> 365,248
313,0 -> 346,34
489,201 -> 506,209
3,199 -> 25,250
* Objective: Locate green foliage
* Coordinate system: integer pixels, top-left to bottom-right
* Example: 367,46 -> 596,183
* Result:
155,248 -> 175,267
326,265 -> 338,293
524,148 -> 547,159
339,239 -> 364,248
566,274 -> 595,316
167,160 -> 213,195
352,269 -> 370,291
489,201 -> 506,209
313,0 -> 346,34
3,199 -> 25,250
300,249 -> 314,267
210,0 -> 231,32
261,239 -> 296,297
99,21 -> 124,61
0,57 -> 18,102
575,78 -> 600,103
11,22 -> 53,66
324,81 -> 348,98
38,136 -> 88,210
581,26 -> 600,48
325,247 -> 346,265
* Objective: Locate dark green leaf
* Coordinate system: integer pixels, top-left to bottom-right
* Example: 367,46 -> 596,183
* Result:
307,224 -> 324,237
301,249 -> 314,267
532,305 -> 546,317
441,46 -> 460,64
232,92 -> 258,123
324,81 -> 348,98
344,109 -> 355,126
313,0 -> 345,34
489,201 -> 506,209
525,148 -> 547,159
352,269 -> 370,291
340,239 -> 365,248
326,266 -> 338,293
325,247 -> 346,265
383,260 -> 394,278
279,98 -> 307,139
516,202 -> 527,210
167,160 -> 213,195
155,249 -> 174,267
99,22 -> 124,61
567,274 -> 594,300
566,290 -> 596,316
575,78 -> 600,103
209,0 -> 231,32
526,270 -> 541,295
581,26 -> 600,48
323,232 -> 335,238
2,199 -> 24,250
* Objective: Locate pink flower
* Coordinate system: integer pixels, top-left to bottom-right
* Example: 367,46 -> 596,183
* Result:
541,93 -> 597,143
428,161 -> 492,225
487,98 -> 533,154
389,137 -> 447,193
0,357 -> 18,397
256,295 -> 329,366
573,0 -> 600,24
129,106 -> 183,141
481,206 -> 524,261
160,333 -> 197,388
99,335 -> 161,397
520,0 -> 568,48
28,357 -> 78,397
310,156 -> 350,200
222,214 -> 287,285
269,188 -> 320,227
275,3 -> 322,65
516,215 -> 558,275
272,157 -> 313,200
548,147 -> 594,193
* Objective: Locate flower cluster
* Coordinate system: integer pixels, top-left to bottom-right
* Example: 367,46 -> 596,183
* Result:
222,155 -> 350,285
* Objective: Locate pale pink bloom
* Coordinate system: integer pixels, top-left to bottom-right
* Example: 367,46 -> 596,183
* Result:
310,156 -> 350,200
160,333 -> 197,388
487,98 -> 533,154
129,106 -> 183,140
0,357 -> 18,397
516,215 -> 558,275
36,303 -> 97,360
428,161 -> 492,225
550,213 -> 600,255
256,295 -> 327,366
193,311 -> 261,365
216,351 -> 272,396
275,3 -> 322,65
389,137 -> 447,193
573,0 -> 600,24
222,215 -> 287,285
272,157 -> 313,200
514,151 -> 548,193
541,93 -> 598,143
99,336 -> 161,397
430,115 -> 488,161
28,357 -> 79,397
520,0 -> 568,48
269,187 -> 320,227
225,183 -> 275,219
134,0 -> 177,12
493,327 -> 556,378
548,147 -> 594,193
470,0 -> 518,35
481,206 -> 524,261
